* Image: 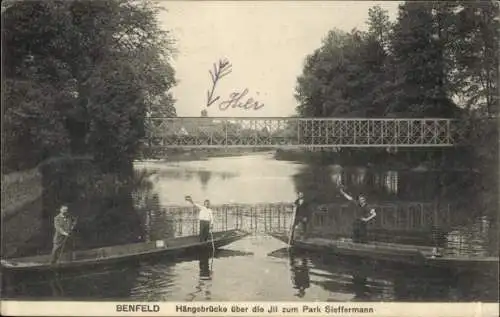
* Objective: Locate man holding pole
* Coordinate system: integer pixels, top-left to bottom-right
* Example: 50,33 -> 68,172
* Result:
185,196 -> 214,242
50,205 -> 77,264
288,191 -> 311,246
293,192 -> 310,239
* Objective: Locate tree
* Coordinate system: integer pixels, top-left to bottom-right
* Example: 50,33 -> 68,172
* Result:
295,25 -> 390,118
453,1 -> 499,116
2,0 -> 177,173
367,5 -> 393,51
387,2 -> 462,117
295,29 -> 358,117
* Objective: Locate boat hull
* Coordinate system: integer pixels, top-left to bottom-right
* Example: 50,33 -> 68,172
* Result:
1,229 -> 250,272
268,231 -> 498,273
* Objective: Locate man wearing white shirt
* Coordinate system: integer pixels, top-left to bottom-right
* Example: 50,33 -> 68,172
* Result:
185,196 -> 214,242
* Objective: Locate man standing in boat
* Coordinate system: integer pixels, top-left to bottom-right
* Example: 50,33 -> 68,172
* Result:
50,205 -> 77,264
185,196 -> 214,242
339,186 -> 376,243
293,192 -> 310,239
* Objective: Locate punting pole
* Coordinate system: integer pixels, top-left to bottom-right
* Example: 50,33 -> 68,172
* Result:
288,205 -> 297,249
57,217 -> 78,264
209,227 -> 215,273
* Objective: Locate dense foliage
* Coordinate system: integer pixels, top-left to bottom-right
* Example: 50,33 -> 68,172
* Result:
294,1 -> 498,216
2,0 -> 177,173
295,2 -> 499,119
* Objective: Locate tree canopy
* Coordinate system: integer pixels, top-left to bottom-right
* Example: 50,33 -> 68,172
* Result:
2,0 -> 177,173
295,1 -> 499,119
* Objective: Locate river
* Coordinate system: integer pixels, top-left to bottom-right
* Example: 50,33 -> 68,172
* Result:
2,153 -> 498,301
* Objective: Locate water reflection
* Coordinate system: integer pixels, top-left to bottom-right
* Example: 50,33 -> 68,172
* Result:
130,262 -> 175,300
3,265 -> 140,300
198,248 -> 212,280
289,251 -> 310,298
185,250 -> 213,301
7,154 -> 494,301
325,165 -> 478,203
197,170 -> 212,190
266,245 -> 497,302
135,154 -> 302,205
186,277 -> 212,301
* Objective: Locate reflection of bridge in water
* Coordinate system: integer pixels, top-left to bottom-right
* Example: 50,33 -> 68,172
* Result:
145,117 -> 468,148
142,202 -> 496,257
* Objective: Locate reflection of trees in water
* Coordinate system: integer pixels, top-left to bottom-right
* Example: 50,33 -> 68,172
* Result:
392,268 -> 498,302
147,168 -> 237,183
292,162 -> 497,252
219,171 -> 238,180
197,170 -> 212,190
294,165 -> 405,205
294,163 -> 478,203
132,170 -> 175,241
4,266 -> 141,300
293,165 -> 340,204
315,255 -> 496,302
306,256 -> 391,300
392,269 -> 457,302
308,255 -> 496,301
443,216 -> 498,257
129,263 -> 176,300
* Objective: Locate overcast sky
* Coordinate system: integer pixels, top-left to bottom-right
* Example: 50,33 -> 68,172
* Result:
158,1 -> 400,118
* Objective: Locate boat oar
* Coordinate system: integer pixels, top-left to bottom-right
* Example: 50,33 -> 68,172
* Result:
209,227 -> 215,274
210,229 -> 215,256
287,205 -> 297,249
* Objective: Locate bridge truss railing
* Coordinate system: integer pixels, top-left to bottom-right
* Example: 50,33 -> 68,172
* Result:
144,117 -> 467,148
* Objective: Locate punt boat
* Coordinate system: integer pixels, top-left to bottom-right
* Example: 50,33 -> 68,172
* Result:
268,231 -> 498,273
1,229 -> 250,272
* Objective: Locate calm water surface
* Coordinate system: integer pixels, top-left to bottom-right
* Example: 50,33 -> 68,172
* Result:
4,235 -> 497,301
135,153 -> 303,205
2,153 -> 498,301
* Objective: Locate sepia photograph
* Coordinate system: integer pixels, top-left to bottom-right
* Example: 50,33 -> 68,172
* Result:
1,0 -> 499,315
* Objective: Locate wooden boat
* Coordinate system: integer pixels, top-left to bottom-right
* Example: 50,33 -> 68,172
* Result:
268,231 -> 498,272
1,229 -> 250,272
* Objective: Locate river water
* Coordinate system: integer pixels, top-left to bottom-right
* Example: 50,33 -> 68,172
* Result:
2,153 -> 498,301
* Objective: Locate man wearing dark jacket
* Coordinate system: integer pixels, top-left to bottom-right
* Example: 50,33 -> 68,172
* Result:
339,186 -> 376,243
293,192 -> 310,238
50,205 -> 76,264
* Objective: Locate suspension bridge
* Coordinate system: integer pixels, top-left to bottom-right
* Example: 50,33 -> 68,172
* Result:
144,117 -> 468,148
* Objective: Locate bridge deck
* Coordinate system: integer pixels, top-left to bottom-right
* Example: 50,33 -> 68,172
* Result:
145,117 -> 466,148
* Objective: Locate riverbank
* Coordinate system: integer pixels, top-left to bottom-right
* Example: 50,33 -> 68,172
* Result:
273,148 -> 477,172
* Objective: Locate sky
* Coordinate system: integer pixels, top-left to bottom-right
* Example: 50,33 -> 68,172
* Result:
158,1 -> 401,118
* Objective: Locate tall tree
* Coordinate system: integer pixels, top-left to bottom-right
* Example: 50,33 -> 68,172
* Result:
295,26 -> 390,118
2,0 -> 177,173
388,2 -> 461,117
453,1 -> 499,116
367,5 -> 393,50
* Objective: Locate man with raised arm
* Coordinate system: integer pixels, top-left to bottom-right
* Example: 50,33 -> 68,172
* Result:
339,186 -> 376,243
185,196 -> 214,242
